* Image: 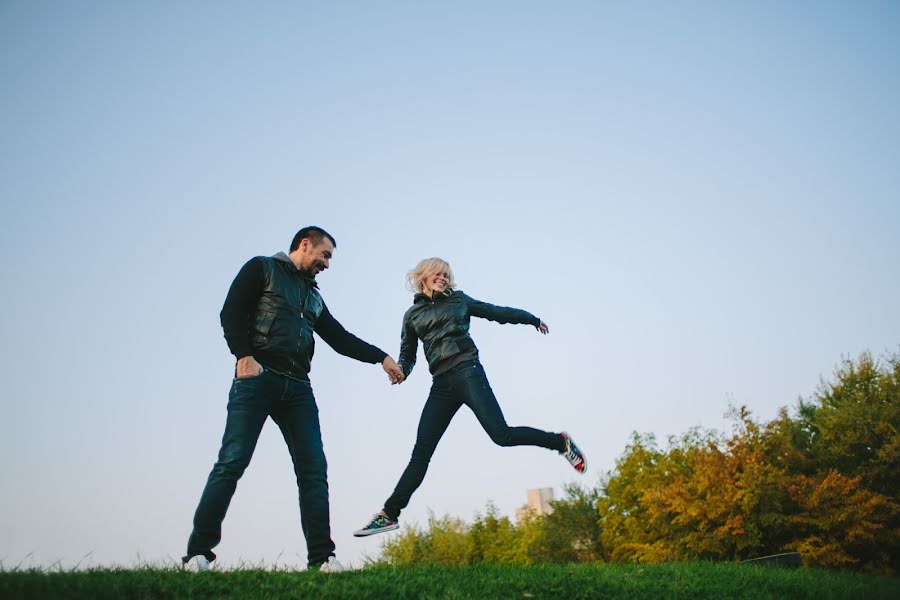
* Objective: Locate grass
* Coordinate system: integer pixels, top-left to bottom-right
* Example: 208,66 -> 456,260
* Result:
1,562 -> 897,599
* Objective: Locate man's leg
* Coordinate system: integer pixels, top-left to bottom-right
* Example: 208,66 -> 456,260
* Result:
382,379 -> 462,520
185,374 -> 270,562
271,378 -> 335,568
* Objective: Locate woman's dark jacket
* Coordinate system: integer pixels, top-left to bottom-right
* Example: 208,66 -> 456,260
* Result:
220,253 -> 387,380
398,289 -> 540,378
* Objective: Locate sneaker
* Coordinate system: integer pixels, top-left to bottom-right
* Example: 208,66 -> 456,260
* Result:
317,556 -> 345,572
183,554 -> 210,572
353,513 -> 399,537
560,431 -> 587,473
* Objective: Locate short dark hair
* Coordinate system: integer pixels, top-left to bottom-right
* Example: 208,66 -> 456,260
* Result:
290,226 -> 336,252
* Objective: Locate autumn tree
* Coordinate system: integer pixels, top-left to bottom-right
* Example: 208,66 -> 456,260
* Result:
597,350 -> 899,573
785,470 -> 898,573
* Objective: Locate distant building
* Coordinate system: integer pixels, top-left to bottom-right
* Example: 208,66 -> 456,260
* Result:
515,487 -> 554,524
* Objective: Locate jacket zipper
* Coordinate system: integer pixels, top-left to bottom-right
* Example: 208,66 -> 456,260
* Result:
296,278 -> 309,362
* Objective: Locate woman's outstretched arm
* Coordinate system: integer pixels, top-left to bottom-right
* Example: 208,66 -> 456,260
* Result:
463,292 -> 543,329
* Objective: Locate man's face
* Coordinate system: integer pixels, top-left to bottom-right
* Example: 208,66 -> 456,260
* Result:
298,238 -> 334,276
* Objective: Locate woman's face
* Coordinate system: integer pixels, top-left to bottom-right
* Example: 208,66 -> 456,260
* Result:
424,269 -> 450,295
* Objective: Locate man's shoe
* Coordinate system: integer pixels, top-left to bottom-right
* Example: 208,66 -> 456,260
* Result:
560,431 -> 587,473
183,554 -> 210,572
317,556 -> 345,572
353,513 -> 399,537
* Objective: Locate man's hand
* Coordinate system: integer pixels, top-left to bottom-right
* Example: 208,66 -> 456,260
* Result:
382,356 -> 405,385
236,356 -> 264,378
537,321 -> 549,335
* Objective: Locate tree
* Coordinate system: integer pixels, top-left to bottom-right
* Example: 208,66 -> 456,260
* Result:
538,482 -> 606,563
786,470 -> 898,574
380,351 -> 900,573
596,350 -> 899,572
469,503 -> 521,564
378,513 -> 473,565
795,351 -> 900,496
642,408 -> 795,561
597,432 -> 690,562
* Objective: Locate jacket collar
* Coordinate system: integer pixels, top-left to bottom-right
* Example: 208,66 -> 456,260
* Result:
414,289 -> 454,304
272,252 -> 319,288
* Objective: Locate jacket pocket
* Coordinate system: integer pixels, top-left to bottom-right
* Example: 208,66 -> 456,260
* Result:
253,311 -> 277,340
437,340 -> 460,361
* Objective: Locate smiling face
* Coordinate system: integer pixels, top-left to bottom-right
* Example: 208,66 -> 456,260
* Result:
407,257 -> 455,296
424,268 -> 450,296
294,237 -> 334,276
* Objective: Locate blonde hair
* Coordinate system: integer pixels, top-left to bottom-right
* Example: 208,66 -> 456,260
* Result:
406,257 -> 456,294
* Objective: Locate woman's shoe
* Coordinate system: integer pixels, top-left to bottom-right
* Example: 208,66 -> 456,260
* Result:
353,512 -> 399,537
560,431 -> 587,473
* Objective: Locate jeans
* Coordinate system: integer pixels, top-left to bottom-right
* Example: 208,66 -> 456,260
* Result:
383,361 -> 564,520
185,369 -> 334,567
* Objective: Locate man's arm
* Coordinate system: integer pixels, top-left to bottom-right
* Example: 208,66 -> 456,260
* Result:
315,303 -> 404,383
220,256 -> 264,354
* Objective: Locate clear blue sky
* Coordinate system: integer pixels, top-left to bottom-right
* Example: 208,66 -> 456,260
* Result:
1,1 -> 898,569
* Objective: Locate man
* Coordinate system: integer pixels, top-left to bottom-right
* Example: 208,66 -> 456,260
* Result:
183,226 -> 403,572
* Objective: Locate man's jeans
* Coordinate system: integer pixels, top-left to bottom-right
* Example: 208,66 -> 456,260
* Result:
383,361 -> 565,520
185,369 -> 334,567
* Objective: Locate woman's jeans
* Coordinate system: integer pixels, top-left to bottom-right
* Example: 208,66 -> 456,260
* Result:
185,369 -> 334,567
383,361 -> 564,520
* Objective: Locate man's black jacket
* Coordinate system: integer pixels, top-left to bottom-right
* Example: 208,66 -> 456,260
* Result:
220,253 -> 387,380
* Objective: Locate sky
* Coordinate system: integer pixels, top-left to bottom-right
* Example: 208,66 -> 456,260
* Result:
1,0 -> 898,570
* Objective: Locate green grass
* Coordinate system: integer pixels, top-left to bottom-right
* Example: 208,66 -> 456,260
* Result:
1,563 -> 897,599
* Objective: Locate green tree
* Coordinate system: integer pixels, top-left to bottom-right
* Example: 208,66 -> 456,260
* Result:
795,351 -> 900,496
537,482 -> 606,563
378,513 -> 473,565
469,503 -> 521,564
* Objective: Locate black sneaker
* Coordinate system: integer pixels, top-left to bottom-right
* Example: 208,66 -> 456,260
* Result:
353,513 -> 399,537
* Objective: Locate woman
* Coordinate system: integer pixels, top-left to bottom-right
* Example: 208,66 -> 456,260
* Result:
354,258 -> 586,537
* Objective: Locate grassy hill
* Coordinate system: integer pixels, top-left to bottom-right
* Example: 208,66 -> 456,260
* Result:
2,562 -> 898,599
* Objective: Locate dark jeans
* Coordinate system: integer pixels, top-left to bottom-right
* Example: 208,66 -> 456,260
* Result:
185,369 -> 334,567
383,361 -> 565,520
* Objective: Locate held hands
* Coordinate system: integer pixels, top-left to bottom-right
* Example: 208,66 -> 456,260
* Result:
236,355 -> 264,378
537,320 -> 550,335
382,355 -> 405,385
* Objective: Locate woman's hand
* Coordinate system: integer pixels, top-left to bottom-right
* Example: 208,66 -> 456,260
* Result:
382,355 -> 405,384
537,321 -> 549,335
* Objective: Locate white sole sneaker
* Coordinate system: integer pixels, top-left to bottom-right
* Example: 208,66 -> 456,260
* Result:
353,513 -> 400,537
183,554 -> 210,572
353,522 -> 399,537
318,556 -> 345,572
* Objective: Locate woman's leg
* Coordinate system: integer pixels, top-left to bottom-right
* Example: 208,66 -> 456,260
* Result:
461,363 -> 565,451
382,379 -> 461,520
